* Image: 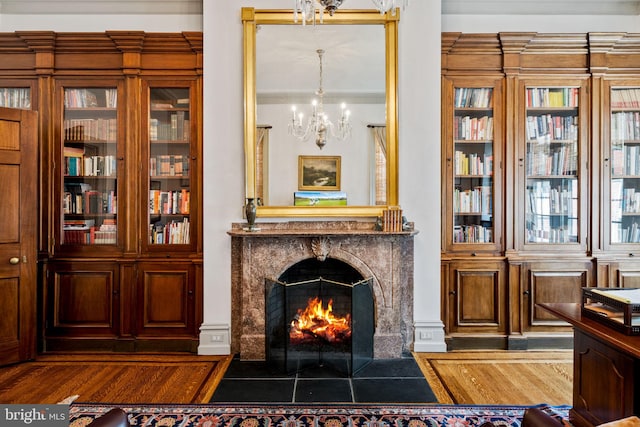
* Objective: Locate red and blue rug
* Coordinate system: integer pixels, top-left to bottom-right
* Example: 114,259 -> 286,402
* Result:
69,403 -> 570,427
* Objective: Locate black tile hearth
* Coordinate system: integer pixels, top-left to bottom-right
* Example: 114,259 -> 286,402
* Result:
210,356 -> 437,404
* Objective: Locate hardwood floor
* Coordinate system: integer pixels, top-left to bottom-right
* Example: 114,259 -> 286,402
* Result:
414,351 -> 573,405
0,352 -> 572,405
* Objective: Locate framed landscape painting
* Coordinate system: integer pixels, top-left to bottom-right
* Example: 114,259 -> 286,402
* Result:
298,155 -> 341,191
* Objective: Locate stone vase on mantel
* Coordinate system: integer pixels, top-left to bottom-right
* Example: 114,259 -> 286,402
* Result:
244,198 -> 259,231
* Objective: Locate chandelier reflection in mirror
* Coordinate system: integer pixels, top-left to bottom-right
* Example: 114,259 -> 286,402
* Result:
294,0 -> 408,25
288,49 -> 351,150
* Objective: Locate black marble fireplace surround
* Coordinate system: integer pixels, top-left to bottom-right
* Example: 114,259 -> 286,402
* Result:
228,221 -> 417,362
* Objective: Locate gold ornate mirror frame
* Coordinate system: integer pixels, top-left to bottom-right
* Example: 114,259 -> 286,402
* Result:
242,7 -> 399,217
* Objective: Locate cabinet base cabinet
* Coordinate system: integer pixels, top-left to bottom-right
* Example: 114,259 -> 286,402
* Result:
43,261 -> 201,353
571,329 -> 638,427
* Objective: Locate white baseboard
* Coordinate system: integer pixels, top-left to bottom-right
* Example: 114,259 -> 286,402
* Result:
197,323 -> 231,355
413,321 -> 447,352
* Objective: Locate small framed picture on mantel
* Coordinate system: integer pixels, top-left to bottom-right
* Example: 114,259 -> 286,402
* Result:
298,155 -> 341,191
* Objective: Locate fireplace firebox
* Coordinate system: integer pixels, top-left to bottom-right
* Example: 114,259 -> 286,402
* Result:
265,258 -> 374,376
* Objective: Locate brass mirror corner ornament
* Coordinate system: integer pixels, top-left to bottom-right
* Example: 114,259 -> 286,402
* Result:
242,7 -> 399,218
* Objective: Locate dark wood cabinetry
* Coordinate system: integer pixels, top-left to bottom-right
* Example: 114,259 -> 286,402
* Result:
541,303 -> 640,427
442,32 -> 640,349
0,32 -> 203,352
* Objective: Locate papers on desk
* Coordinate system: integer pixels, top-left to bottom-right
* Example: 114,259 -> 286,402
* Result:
590,288 -> 640,304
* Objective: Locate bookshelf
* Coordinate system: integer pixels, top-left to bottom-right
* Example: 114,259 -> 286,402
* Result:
60,85 -> 120,248
523,86 -> 581,245
0,32 -> 203,353
443,77 -> 503,255
144,85 -> 194,248
0,87 -> 31,109
609,86 -> 640,245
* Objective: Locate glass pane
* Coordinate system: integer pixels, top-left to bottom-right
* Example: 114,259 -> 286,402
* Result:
0,87 -> 31,109
453,87 -> 494,243
524,87 -> 579,244
610,88 -> 640,244
148,88 -> 191,245
62,87 -> 118,246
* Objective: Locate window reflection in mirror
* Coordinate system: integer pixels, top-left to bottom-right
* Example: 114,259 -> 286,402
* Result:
243,8 -> 399,217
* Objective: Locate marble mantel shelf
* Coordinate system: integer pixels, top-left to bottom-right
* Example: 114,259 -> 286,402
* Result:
228,221 -> 419,238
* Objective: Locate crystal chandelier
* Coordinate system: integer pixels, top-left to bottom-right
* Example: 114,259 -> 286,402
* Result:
288,49 -> 351,150
294,0 -> 408,24
370,0 -> 409,15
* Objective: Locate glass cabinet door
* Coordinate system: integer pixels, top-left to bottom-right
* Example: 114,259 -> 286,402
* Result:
0,86 -> 31,109
610,86 -> 640,245
145,84 -> 193,248
446,81 -> 502,254
524,86 -> 582,246
60,85 -> 120,249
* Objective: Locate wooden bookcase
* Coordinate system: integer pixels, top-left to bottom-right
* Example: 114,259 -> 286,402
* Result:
442,32 -> 640,349
0,31 -> 203,352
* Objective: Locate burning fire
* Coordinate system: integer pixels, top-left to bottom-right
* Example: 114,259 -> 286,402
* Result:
290,297 -> 351,344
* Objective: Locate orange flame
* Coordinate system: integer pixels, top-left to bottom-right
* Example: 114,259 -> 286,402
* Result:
290,297 -> 351,344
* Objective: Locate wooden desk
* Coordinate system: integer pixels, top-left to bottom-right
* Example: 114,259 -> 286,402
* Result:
539,303 -> 640,427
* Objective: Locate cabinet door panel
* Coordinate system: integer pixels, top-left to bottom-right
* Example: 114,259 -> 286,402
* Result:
46,263 -> 118,337
574,330 -> 636,425
447,261 -> 505,334
618,270 -> 640,287
137,263 -> 194,337
528,268 -> 587,326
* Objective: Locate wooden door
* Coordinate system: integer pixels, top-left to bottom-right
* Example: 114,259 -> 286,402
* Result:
0,107 -> 38,365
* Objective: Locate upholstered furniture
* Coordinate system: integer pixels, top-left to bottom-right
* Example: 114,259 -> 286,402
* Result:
86,408 -> 130,427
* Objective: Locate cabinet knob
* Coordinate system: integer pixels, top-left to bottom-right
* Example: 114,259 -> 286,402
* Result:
523,290 -> 530,296
9,257 -> 20,265
449,290 -> 456,296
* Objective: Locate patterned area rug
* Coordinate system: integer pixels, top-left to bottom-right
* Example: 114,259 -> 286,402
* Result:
69,403 -> 571,427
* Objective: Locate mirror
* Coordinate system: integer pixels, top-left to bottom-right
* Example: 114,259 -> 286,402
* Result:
242,8 -> 399,217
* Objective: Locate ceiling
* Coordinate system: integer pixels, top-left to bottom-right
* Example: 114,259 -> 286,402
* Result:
0,0 -> 638,15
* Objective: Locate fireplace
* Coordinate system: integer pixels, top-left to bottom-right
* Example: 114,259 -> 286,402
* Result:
265,258 -> 375,375
228,221 -> 416,361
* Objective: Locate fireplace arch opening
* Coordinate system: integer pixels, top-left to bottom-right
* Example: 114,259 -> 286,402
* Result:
266,258 -> 374,376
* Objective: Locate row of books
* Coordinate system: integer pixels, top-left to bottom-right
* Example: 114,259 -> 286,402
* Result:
454,115 -> 494,140
611,145 -> 640,176
612,222 -> 640,243
526,144 -> 578,176
64,152 -> 117,177
65,88 -> 117,108
149,218 -> 190,244
617,188 -> 640,214
0,88 -> 31,110
526,87 -> 579,108
150,155 -> 190,177
526,227 -> 577,244
527,182 -> 577,215
454,151 -> 494,176
454,88 -> 493,109
611,112 -> 640,141
63,219 -> 117,245
453,225 -> 493,243
63,190 -> 116,214
64,119 -> 117,142
149,189 -> 190,215
526,114 -> 578,142
150,114 -> 190,141
611,88 -> 640,109
453,186 -> 492,214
